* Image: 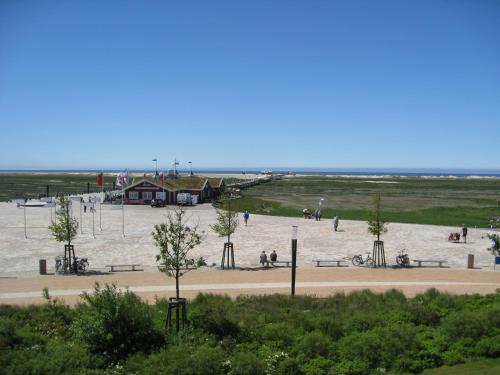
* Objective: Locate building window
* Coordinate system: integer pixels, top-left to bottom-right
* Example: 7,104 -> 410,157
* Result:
129,191 -> 139,200
156,192 -> 165,200
142,191 -> 152,200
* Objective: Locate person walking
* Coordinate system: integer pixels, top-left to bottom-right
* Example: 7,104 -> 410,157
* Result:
462,224 -> 468,243
243,211 -> 250,226
333,216 -> 339,231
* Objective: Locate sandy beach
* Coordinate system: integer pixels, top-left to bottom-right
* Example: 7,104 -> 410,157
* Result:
0,200 -> 497,275
1,199 -> 499,305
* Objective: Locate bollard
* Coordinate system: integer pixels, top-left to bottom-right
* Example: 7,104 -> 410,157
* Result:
39,259 -> 47,275
467,254 -> 474,269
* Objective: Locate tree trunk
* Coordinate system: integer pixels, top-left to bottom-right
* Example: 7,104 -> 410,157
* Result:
175,269 -> 179,300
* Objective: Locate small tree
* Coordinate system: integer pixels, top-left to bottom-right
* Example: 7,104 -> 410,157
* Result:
210,194 -> 239,268
367,193 -> 387,241
487,233 -> 500,256
49,196 -> 79,273
211,195 -> 239,244
367,193 -> 388,267
153,207 -> 204,331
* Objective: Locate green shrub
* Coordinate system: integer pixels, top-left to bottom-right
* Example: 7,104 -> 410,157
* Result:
0,317 -> 19,349
259,321 -> 296,348
440,310 -> 489,341
71,283 -> 163,363
299,356 -> 335,375
129,343 -> 225,375
230,351 -> 266,375
476,335 -> 500,357
189,294 -> 241,339
2,338 -> 100,375
292,331 -> 333,360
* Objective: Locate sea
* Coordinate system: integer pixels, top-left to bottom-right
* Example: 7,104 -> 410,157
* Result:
1,168 -> 500,178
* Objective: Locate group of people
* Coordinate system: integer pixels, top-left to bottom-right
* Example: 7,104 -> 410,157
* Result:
260,250 -> 278,266
302,208 -> 322,220
81,197 -> 95,213
447,225 -> 468,243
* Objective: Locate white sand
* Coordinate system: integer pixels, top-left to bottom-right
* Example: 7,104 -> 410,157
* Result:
0,200 -> 496,275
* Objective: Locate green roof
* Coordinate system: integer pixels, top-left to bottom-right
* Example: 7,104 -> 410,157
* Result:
207,177 -> 223,188
130,176 -> 224,191
163,176 -> 207,190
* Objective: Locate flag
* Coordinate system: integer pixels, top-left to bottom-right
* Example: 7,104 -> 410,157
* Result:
123,170 -> 129,185
115,173 -> 122,187
97,173 -> 103,187
160,171 -> 164,186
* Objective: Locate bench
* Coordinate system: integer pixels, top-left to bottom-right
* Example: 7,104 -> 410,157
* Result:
269,260 -> 292,267
313,259 -> 348,267
412,260 -> 447,268
105,264 -> 142,272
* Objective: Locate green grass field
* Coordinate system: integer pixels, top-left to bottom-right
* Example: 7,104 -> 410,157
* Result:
1,173 -> 499,227
230,176 -> 500,227
0,173 -> 116,201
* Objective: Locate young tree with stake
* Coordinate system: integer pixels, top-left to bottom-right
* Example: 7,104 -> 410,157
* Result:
210,194 -> 239,269
48,196 -> 79,273
367,193 -> 388,267
153,207 -> 205,331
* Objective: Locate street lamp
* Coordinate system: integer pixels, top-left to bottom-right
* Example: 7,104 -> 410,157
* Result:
291,225 -> 298,296
188,161 -> 193,176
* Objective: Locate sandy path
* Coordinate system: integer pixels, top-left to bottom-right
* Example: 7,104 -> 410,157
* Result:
1,268 -> 499,306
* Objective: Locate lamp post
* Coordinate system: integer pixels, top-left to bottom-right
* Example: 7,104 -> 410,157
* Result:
188,161 -> 193,176
291,225 -> 298,296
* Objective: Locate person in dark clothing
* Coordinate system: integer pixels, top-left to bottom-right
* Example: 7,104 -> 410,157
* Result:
462,224 -> 468,243
270,250 -> 277,262
260,251 -> 268,267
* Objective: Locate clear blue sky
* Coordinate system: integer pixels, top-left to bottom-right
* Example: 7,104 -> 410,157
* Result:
0,0 -> 499,170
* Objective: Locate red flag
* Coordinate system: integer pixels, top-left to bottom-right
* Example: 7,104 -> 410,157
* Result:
97,173 -> 103,187
160,172 -> 164,186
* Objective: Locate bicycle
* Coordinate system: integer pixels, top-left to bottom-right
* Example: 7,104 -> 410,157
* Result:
351,252 -> 373,267
396,250 -> 410,267
55,256 -> 89,273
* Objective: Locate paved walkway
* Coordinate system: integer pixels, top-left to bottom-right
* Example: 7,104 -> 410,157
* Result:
1,268 -> 499,305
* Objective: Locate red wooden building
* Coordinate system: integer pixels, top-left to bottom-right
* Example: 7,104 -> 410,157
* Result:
123,176 -> 224,205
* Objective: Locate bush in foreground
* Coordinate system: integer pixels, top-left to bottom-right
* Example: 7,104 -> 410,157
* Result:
0,288 -> 499,374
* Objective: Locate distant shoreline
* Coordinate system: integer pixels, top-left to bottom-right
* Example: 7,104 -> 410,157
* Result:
1,168 -> 500,178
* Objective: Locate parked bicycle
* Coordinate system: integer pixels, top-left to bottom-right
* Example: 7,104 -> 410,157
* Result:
55,256 -> 89,273
395,250 -> 410,267
352,253 -> 373,267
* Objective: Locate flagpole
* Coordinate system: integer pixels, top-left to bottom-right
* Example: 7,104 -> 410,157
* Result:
24,202 -> 27,239
100,171 -> 103,231
80,198 -> 83,234
92,201 -> 95,239
122,184 -> 125,238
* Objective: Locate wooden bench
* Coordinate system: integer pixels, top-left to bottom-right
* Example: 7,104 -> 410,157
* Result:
105,264 -> 142,272
313,259 -> 348,267
412,260 -> 447,268
269,260 -> 292,267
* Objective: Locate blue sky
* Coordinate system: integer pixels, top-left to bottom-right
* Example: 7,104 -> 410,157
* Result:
0,0 -> 499,170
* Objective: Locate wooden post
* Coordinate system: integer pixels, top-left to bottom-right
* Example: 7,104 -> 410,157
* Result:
166,298 -> 187,332
372,240 -> 386,267
221,242 -> 234,269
